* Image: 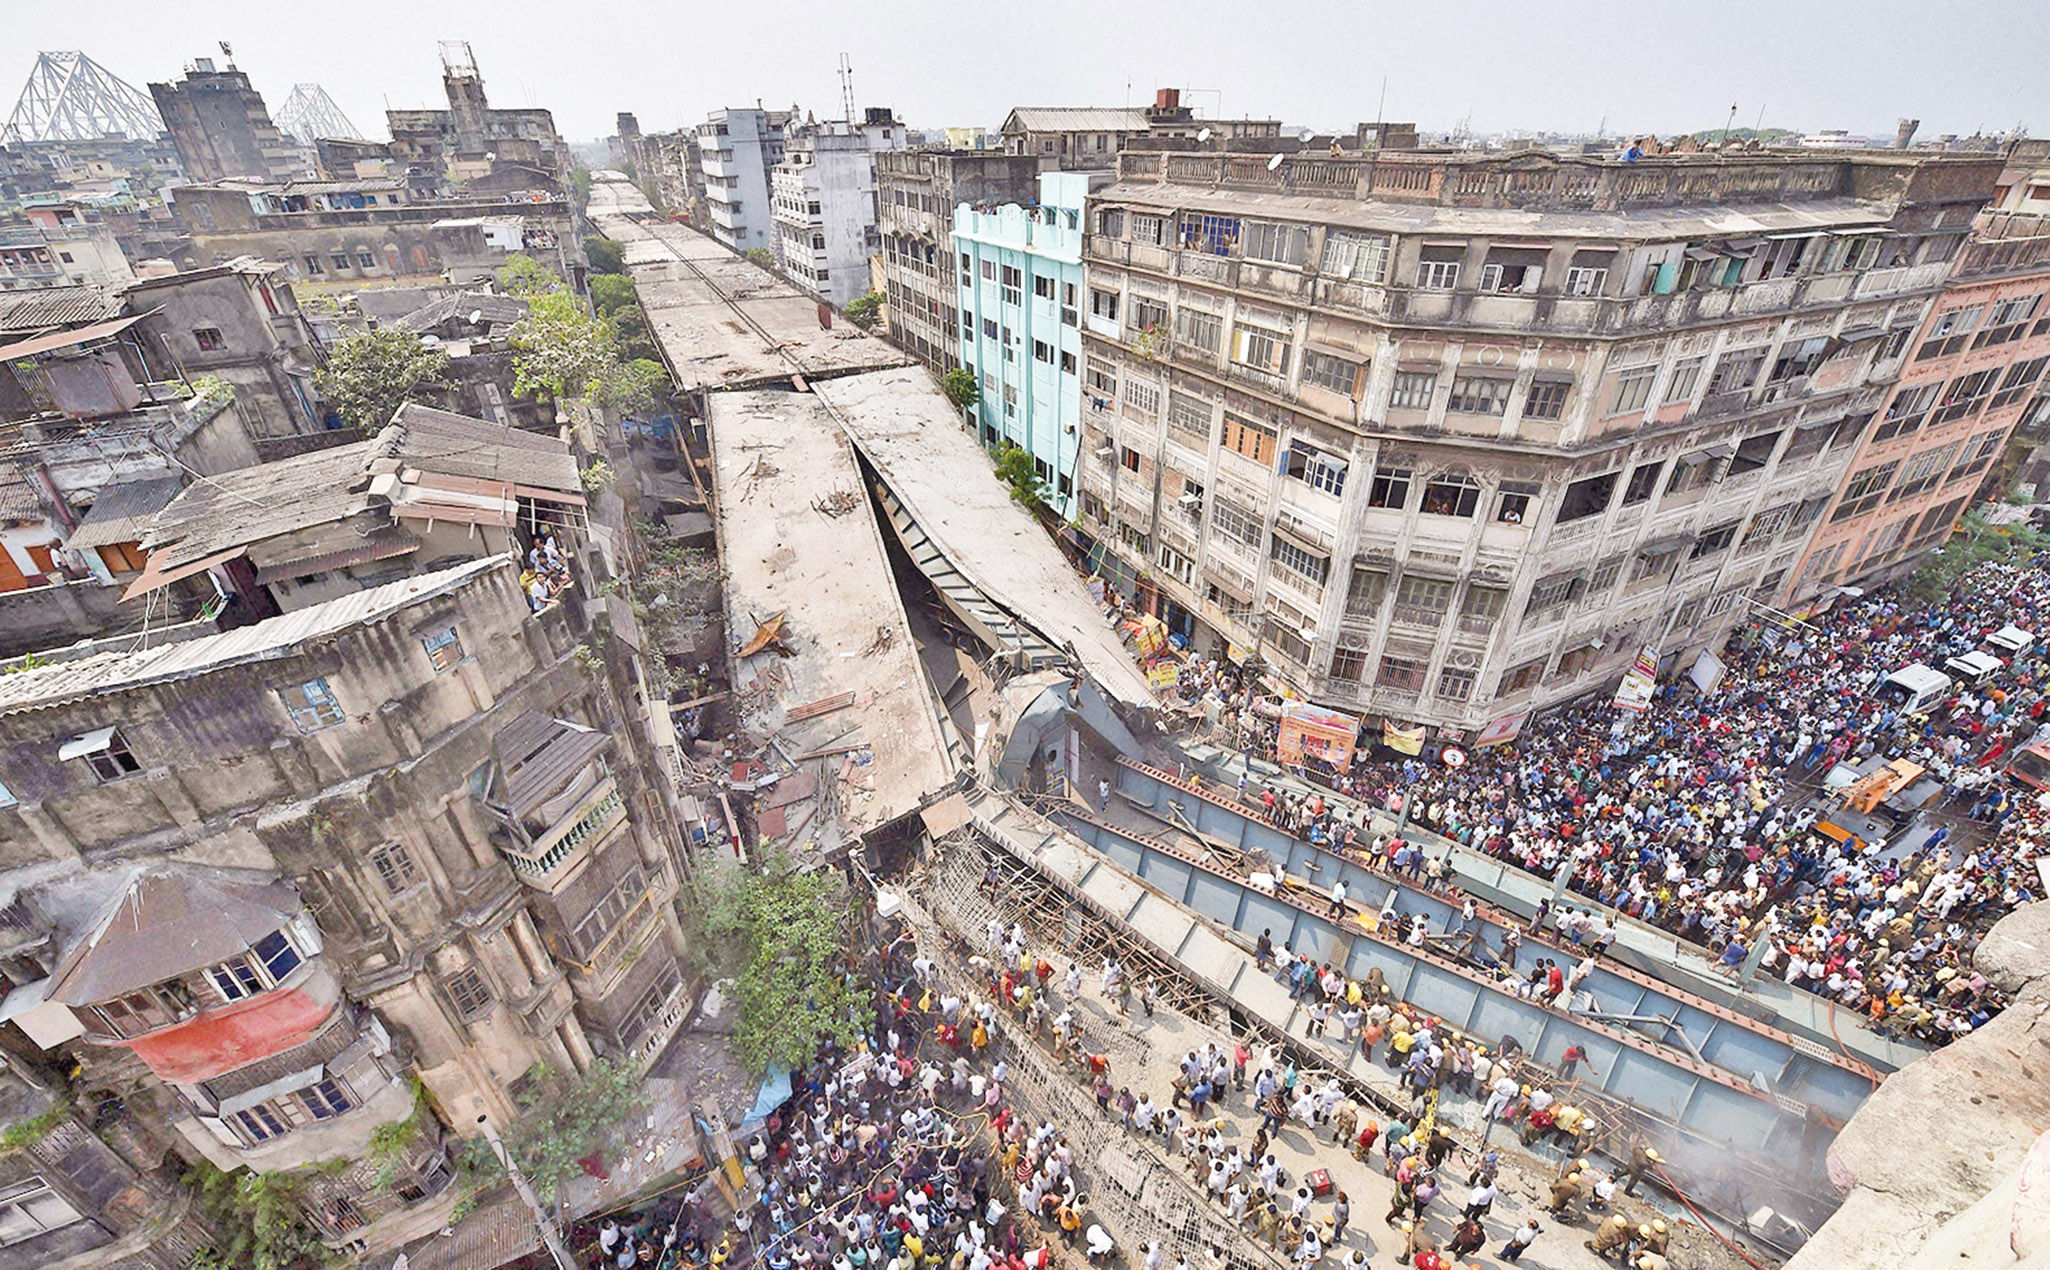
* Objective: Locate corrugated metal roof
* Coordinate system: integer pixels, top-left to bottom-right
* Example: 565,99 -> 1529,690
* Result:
64,476 -> 183,551
0,555 -> 512,717
44,864 -> 303,1006
0,467 -> 42,522
0,313 -> 145,361
140,441 -> 376,569
389,291 -> 528,336
1004,107 -> 1151,133
379,403 -> 579,492
0,287 -> 120,334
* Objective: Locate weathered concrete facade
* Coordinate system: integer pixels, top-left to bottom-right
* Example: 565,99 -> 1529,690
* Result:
875,149 -> 1042,372
1077,147 -> 2001,739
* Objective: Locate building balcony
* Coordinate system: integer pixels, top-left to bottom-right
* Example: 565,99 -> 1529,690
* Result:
501,779 -> 626,883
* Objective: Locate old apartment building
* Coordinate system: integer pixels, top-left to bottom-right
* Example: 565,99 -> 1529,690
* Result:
1788,141 -> 2050,599
1076,147 -> 2000,739
383,43 -> 573,195
148,56 -> 302,185
770,111 -> 905,307
875,149 -> 1040,370
999,91 -> 1283,172
698,107 -> 792,253
0,537 -> 690,1261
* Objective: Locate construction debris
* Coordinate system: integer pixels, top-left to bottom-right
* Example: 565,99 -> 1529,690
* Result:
862,624 -> 896,656
737,612 -> 789,657
785,690 -> 856,722
811,490 -> 863,517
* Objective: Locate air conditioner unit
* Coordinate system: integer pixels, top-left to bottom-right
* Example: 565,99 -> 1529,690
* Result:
1177,492 -> 1202,507
1094,445 -> 1114,457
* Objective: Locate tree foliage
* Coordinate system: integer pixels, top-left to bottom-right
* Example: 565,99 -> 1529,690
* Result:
1905,508 -> 2047,603
588,358 -> 670,418
314,329 -> 452,431
510,292 -> 620,401
743,247 -> 775,269
496,252 -> 564,297
993,444 -> 1049,513
590,273 -> 637,316
586,236 -> 626,275
702,856 -> 872,1074
941,368 -> 980,409
460,1059 -> 649,1204
843,291 -> 882,329
187,1160 -> 327,1270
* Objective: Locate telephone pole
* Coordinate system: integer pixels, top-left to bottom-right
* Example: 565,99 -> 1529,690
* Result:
476,1115 -> 577,1270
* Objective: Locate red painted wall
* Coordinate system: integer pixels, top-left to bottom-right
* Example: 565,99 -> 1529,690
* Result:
126,987 -> 338,1084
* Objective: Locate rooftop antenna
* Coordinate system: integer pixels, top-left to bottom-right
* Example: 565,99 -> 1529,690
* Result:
838,52 -> 855,124
1721,102 -> 1739,147
218,41 -> 235,70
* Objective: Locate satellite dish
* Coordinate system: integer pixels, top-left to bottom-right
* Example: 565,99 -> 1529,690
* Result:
1197,128 -> 1212,143
469,309 -> 484,324
1266,153 -> 1284,171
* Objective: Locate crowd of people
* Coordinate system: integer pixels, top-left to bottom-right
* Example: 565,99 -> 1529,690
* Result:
1197,559 -> 2050,1046
568,900 -> 1686,1270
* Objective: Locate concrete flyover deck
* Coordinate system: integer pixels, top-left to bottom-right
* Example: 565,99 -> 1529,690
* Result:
959,781 -> 1846,1243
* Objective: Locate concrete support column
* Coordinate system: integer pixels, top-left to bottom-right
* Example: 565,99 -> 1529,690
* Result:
557,1014 -> 596,1074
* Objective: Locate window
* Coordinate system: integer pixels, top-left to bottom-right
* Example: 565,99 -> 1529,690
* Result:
1460,585 -> 1507,623
1831,461 -> 1901,522
1558,472 -> 1617,522
0,1175 -> 84,1245
1621,462 -> 1662,505
1243,221 -> 1309,266
193,327 -> 226,351
253,930 -> 302,982
1609,365 -> 1657,415
66,728 -> 141,782
1209,498 -> 1262,547
1706,351 -> 1764,397
1269,537 -> 1330,589
1167,391 -> 1211,439
1221,413 -> 1277,464
1632,546 -> 1681,583
1156,543 -> 1195,585
1933,368 -> 2001,425
281,678 -> 345,732
422,626 -> 463,671
1175,307 -> 1221,353
1129,297 -> 1169,336
1377,656 -> 1428,691
1586,556 -> 1625,594
1892,444 -> 1959,500
1419,473 -> 1481,517
1874,383 -> 1940,441
446,966 -> 493,1018
1565,266 -> 1609,296
1526,574 -> 1584,613
1393,575 -> 1454,624
1231,323 -> 1290,376
981,259 -> 996,281
1367,466 -> 1411,509
1281,442 -> 1347,496
1664,357 -> 1704,404
1435,667 -> 1475,701
1061,282 -> 1078,326
1095,209 -> 1125,239
1182,213 -> 1240,256
371,842 -> 422,894
1000,265 -> 1021,306
1032,275 -> 1054,301
1330,645 -> 1369,682
1992,356 -> 2050,412
0,780 -> 12,809
1322,232 -> 1389,283
208,956 -> 264,1001
1759,235 -> 1812,279
1690,522 -> 1738,559
1499,659 -> 1545,697
1123,378 -> 1161,415
982,318 -> 997,340
1728,430 -> 1782,475
1389,371 -> 1437,410
298,1078 -> 355,1120
1447,375 -> 1513,415
303,254 -> 323,276
1948,430 -> 2005,483
1415,258 -> 1461,290
1524,379 -> 1570,421
1119,446 -> 1140,473
1089,288 -> 1120,322
1769,336 -> 1829,383
619,960 -> 683,1045
1303,350 -> 1363,396
572,863 -> 651,955
233,1105 -> 287,1143
1060,351 -> 1077,375
1976,294 -> 2042,348
357,250 -> 376,269
1495,481 -> 1536,523
329,252 -> 351,271
1344,566 -> 1388,616
1131,213 -> 1167,246
1743,505 -> 1793,544
1032,339 -> 1054,366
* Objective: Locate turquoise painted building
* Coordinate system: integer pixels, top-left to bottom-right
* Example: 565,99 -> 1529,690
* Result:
953,172 -> 1087,518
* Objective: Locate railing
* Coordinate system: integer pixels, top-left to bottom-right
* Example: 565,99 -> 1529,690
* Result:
503,786 -> 625,878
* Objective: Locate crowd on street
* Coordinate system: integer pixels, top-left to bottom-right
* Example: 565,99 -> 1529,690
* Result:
1194,559 -> 2050,1045
571,901 -> 1688,1270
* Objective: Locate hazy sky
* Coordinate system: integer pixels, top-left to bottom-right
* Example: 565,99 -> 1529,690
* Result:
9,0 -> 2048,144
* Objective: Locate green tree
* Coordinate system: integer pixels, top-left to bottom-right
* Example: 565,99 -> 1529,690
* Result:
994,444 -> 1048,513
941,368 -> 980,410
496,252 -> 564,297
702,857 -> 872,1074
590,273 -> 637,316
187,1160 -> 327,1270
843,291 -> 882,329
588,358 -> 670,418
610,302 -> 657,360
460,1059 -> 649,1204
586,236 -> 626,275
510,292 -> 620,401
1905,509 -> 2047,603
314,329 -> 452,431
743,247 -> 775,269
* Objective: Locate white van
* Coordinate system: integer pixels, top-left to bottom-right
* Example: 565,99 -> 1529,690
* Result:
1877,663 -> 1953,714
1944,650 -> 2005,686
1986,625 -> 2034,656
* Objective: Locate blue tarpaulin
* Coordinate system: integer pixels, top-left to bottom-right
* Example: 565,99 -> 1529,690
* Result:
738,1063 -> 791,1130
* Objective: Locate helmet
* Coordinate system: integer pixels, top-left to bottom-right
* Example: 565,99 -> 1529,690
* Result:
1653,1221 -> 1666,1234
1638,1226 -> 1652,1238
1638,1260 -> 1656,1270
1645,1148 -> 1661,1161
1612,1216 -> 1629,1228
1401,1222 -> 1414,1233
1565,1173 -> 1580,1184
1578,1158 -> 1590,1170
1521,1084 -> 1532,1094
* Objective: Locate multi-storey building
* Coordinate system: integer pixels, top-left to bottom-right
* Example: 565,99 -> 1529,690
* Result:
1077,146 -> 1999,742
999,92 -> 1284,172
956,173 -> 1089,518
1787,140 -> 2050,601
384,43 -> 573,195
0,524 -> 689,1262
698,107 -> 792,253
147,57 -> 303,185
770,111 -> 906,307
120,257 -> 325,440
875,149 -> 1040,371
